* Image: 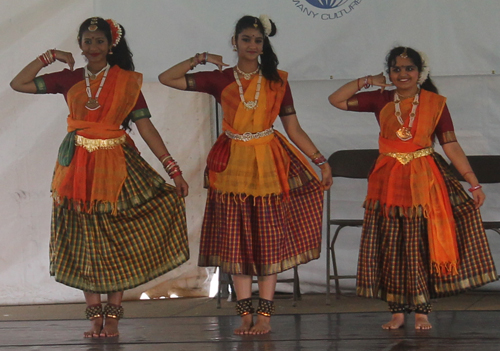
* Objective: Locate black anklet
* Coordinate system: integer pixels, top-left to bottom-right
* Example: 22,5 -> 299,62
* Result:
415,303 -> 432,315
235,298 -> 254,316
256,298 -> 275,317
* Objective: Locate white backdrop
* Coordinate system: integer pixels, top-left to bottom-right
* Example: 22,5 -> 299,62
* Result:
1,0 -> 499,305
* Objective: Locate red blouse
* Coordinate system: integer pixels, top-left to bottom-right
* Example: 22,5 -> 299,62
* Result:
185,68 -> 296,117
348,90 -> 455,145
35,68 -> 149,121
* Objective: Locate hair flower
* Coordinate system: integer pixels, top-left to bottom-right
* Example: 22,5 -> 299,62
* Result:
259,14 -> 272,36
106,19 -> 122,47
418,51 -> 430,85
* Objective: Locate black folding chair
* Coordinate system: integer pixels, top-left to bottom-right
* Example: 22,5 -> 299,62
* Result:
449,155 -> 500,236
326,149 -> 379,304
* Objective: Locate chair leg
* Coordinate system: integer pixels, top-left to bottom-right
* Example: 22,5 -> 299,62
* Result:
292,266 -> 301,307
216,267 -> 222,309
331,226 -> 344,298
326,190 -> 331,305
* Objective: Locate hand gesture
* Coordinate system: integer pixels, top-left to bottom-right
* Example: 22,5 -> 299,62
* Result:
54,50 -> 75,71
206,53 -> 229,72
369,72 -> 392,92
173,174 -> 189,197
472,188 -> 485,209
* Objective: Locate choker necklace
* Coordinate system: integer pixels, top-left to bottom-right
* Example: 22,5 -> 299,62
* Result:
394,90 -> 419,141
233,67 -> 262,110
84,64 -> 110,110
85,64 -> 109,80
235,65 -> 259,80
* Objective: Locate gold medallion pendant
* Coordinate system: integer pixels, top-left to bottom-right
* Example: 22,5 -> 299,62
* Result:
85,98 -> 101,110
396,127 -> 412,141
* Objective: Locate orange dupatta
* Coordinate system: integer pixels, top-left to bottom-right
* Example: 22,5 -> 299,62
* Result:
51,66 -> 142,213
366,90 -> 459,275
208,70 -> 317,199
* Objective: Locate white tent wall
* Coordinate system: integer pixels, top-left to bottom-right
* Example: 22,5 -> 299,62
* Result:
1,0 -> 499,305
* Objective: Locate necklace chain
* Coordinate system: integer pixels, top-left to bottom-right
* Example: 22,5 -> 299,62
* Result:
84,64 -> 110,110
394,90 -> 420,141
235,65 -> 259,80
233,68 -> 262,110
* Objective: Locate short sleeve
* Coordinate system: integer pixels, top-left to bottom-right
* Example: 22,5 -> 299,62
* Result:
435,104 -> 456,145
185,71 -> 221,95
347,90 -> 391,114
34,68 -> 83,95
129,92 -> 151,122
279,82 -> 296,117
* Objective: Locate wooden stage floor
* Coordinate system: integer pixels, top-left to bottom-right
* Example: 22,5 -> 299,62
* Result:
1,292 -> 500,350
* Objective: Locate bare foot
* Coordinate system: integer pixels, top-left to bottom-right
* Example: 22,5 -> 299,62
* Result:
83,317 -> 103,338
382,313 -> 404,330
234,314 -> 254,335
415,313 -> 432,330
101,317 -> 120,337
249,314 -> 271,335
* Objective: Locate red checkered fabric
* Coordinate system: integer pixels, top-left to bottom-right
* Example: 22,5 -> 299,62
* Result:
357,153 -> 497,307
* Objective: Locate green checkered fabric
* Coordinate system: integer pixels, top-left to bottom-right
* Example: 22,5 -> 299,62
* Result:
49,145 -> 189,293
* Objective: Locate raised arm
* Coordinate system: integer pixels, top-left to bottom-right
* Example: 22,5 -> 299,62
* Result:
135,118 -> 189,197
158,52 -> 229,90
280,114 -> 332,190
10,50 -> 75,93
442,141 -> 484,208
328,73 -> 391,110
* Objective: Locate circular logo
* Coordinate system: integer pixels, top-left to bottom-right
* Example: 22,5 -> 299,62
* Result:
305,0 -> 348,9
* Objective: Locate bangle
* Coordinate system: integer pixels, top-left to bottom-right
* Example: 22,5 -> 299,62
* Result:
357,78 -> 361,91
363,75 -> 371,89
310,151 -> 321,160
312,155 -> 327,167
200,52 -> 207,65
468,184 -> 482,192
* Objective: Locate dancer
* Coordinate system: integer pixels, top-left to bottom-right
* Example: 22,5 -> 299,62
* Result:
159,15 -> 332,335
10,17 -> 190,337
328,46 -> 497,330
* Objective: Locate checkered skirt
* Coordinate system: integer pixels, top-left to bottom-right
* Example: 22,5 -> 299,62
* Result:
357,153 -> 498,306
50,144 -> 189,293
198,137 -> 324,276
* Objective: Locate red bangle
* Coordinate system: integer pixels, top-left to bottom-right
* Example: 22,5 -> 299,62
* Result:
468,184 -> 482,192
357,78 -> 361,91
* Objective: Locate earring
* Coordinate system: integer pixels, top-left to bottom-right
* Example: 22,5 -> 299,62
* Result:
232,45 -> 237,52
108,50 -> 113,55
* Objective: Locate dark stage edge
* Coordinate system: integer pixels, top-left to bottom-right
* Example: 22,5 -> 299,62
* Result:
1,311 -> 500,351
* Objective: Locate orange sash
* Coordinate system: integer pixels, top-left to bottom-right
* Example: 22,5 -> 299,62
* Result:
208,71 -> 317,199
51,66 -> 142,213
367,90 -> 459,275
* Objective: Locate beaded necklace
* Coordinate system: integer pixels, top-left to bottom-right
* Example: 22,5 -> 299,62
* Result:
394,90 -> 419,141
233,68 -> 262,110
84,64 -> 110,110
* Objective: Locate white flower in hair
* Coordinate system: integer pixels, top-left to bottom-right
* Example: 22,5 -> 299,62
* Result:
259,14 -> 272,36
418,51 -> 430,85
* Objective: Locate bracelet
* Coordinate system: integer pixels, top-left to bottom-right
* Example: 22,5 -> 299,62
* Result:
357,78 -> 361,91
200,52 -> 208,65
37,49 -> 56,67
468,184 -> 482,192
363,75 -> 371,89
312,155 -> 327,167
310,151 -> 321,160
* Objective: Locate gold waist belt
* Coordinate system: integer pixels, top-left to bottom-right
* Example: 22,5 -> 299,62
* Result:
383,147 -> 434,165
225,128 -> 274,142
75,134 -> 126,153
